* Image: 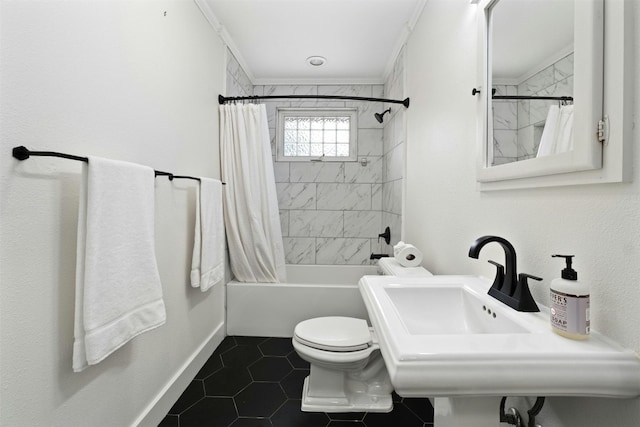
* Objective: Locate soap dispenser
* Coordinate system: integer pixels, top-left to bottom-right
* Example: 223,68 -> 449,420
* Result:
549,255 -> 590,340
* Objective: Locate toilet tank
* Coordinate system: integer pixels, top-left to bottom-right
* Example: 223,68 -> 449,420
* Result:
377,258 -> 433,277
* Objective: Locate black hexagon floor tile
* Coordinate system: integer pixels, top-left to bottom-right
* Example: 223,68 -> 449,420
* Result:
403,397 -> 434,423
221,344 -> 263,368
270,400 -> 329,427
229,417 -> 273,427
204,366 -> 252,397
234,382 -> 287,417
249,356 -> 293,381
235,336 -> 269,346
194,338 -> 236,380
159,336 -> 434,427
259,338 -> 294,356
285,350 -> 309,369
179,397 -> 237,427
157,414 -> 178,427
167,380 -> 204,415
279,369 -> 309,399
194,353 -> 223,380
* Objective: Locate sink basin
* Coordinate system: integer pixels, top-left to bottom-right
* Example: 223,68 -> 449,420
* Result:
385,285 -> 528,335
359,275 -> 640,399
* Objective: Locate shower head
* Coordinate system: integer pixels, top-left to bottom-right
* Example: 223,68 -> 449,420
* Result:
374,108 -> 391,123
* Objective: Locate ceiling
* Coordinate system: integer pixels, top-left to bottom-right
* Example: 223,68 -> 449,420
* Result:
491,0 -> 574,82
196,0 -> 426,85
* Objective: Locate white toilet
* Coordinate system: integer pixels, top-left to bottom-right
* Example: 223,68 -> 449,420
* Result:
292,258 -> 432,413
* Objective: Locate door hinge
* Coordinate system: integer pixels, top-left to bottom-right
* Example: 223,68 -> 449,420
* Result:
597,116 -> 609,144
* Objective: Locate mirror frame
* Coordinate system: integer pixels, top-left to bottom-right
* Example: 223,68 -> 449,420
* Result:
476,0 -> 606,186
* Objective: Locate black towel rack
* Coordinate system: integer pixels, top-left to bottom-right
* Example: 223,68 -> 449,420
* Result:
11,146 -> 224,184
218,94 -> 410,108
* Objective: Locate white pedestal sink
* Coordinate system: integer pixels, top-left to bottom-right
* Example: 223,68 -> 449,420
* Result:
358,275 -> 640,426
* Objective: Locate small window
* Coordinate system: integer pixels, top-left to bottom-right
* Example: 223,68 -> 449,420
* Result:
276,108 -> 358,162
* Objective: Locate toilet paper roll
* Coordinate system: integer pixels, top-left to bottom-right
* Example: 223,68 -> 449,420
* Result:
393,241 -> 406,257
393,242 -> 423,268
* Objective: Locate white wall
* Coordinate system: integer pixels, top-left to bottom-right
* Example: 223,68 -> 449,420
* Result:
405,1 -> 640,425
0,1 -> 226,426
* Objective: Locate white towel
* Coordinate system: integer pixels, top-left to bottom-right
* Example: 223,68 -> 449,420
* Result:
536,105 -> 560,157
555,104 -> 574,154
73,157 -> 166,372
537,104 -> 574,158
190,178 -> 224,292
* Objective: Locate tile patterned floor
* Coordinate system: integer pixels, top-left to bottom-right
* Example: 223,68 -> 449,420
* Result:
159,336 -> 434,427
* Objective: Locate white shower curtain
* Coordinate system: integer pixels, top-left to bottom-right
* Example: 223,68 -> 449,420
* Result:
220,103 -> 286,283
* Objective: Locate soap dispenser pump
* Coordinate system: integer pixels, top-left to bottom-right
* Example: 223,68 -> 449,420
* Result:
549,255 -> 590,340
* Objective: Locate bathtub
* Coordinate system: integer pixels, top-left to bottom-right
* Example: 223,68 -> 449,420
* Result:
226,264 -> 380,337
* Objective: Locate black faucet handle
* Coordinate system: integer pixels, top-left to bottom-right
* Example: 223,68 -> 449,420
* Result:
519,273 -> 543,283
514,273 -> 542,312
488,260 -> 505,291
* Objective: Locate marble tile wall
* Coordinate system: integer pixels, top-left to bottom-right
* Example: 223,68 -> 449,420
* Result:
492,85 -> 519,165
257,84 -> 386,265
381,46 -> 406,252
226,49 -> 252,97
493,53 -> 574,165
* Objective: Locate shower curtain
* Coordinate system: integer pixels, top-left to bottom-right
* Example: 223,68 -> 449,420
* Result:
220,103 -> 287,283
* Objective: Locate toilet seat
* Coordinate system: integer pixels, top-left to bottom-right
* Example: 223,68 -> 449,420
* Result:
294,316 -> 372,352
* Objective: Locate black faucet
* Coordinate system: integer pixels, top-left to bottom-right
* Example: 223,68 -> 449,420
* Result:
468,235 -> 541,312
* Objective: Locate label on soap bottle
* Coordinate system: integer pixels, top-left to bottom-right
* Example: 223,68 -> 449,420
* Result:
550,290 -> 590,335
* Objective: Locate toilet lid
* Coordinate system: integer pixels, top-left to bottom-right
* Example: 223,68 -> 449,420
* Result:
294,317 -> 371,352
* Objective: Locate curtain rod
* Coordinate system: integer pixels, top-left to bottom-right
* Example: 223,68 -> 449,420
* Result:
12,146 -> 224,184
471,88 -> 573,102
492,95 -> 573,102
218,94 -> 410,108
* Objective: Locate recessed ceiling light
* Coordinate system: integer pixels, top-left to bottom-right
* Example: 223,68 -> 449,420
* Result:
306,56 -> 326,67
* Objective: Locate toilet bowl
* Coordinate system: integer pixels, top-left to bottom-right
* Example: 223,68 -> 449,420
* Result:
292,257 -> 433,413
292,316 -> 393,413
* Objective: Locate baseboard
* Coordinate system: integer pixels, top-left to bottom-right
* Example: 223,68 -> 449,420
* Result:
133,322 -> 225,427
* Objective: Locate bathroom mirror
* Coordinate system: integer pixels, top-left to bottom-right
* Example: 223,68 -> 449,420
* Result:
477,0 -> 604,184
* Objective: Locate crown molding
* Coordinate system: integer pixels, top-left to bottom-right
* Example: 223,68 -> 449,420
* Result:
194,0 -> 256,83
252,78 -> 385,86
382,0 -> 428,81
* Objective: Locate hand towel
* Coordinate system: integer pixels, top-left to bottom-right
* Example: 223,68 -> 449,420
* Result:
190,178 -> 224,292
73,157 -> 166,372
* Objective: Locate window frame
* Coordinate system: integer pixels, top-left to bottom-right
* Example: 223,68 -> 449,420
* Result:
275,107 -> 359,162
